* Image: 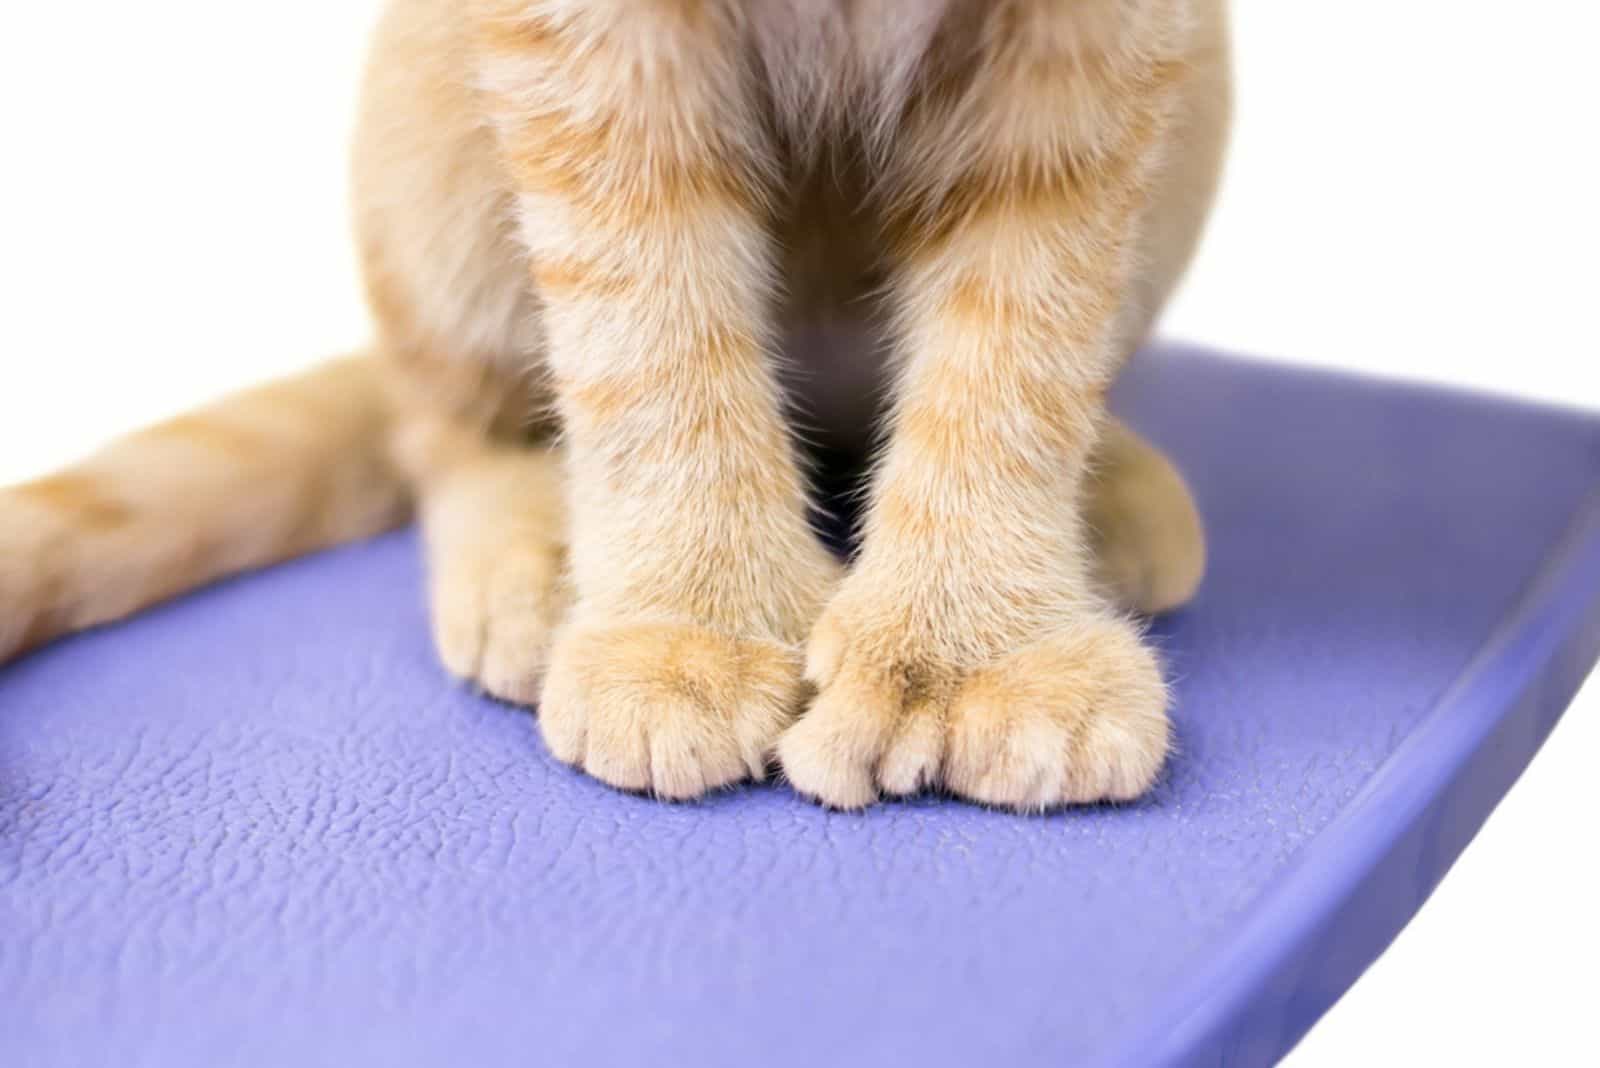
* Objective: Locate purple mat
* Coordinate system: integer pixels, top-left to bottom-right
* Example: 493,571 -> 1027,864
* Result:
3,345 -> 1598,1068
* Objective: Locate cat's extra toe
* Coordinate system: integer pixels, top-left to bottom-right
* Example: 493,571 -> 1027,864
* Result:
539,621 -> 804,800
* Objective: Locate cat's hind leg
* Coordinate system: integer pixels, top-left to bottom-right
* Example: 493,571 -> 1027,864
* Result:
393,416 -> 569,708
1086,418 -> 1206,616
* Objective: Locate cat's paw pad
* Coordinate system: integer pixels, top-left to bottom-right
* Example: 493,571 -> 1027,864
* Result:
779,613 -> 1168,812
430,544 -> 567,706
539,622 -> 803,800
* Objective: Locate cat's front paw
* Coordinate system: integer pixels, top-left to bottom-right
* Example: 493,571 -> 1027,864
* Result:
779,607 -> 1169,812
539,621 -> 804,800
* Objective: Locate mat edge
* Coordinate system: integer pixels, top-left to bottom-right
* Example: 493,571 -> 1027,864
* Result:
1102,491 -> 1600,1068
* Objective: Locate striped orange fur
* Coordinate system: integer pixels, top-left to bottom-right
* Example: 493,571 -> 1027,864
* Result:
0,0 -> 1229,811
0,358 -> 407,662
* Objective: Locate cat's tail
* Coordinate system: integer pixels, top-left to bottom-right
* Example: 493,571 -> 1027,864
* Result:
0,355 -> 410,665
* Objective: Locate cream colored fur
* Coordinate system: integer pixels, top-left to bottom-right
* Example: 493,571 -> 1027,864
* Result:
0,0 -> 1230,813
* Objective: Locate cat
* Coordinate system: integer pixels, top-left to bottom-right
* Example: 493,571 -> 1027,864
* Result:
0,0 -> 1229,811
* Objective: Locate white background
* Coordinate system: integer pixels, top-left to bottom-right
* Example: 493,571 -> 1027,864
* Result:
0,3 -> 1594,1064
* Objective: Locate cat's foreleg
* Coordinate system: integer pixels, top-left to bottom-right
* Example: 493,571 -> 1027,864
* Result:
475,3 -> 838,798
781,6 -> 1191,810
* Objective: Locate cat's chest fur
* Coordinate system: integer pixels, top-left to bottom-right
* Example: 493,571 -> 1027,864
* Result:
747,0 -> 955,142
746,2 -> 960,451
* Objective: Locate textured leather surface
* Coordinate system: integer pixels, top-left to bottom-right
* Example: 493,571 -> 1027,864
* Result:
2,346 -> 1597,1068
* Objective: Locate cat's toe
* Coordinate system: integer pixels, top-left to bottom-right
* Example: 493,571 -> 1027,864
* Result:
776,674 -> 896,810
779,600 -> 954,810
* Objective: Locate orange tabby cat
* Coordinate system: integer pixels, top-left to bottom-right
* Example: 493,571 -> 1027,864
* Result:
0,0 -> 1229,811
